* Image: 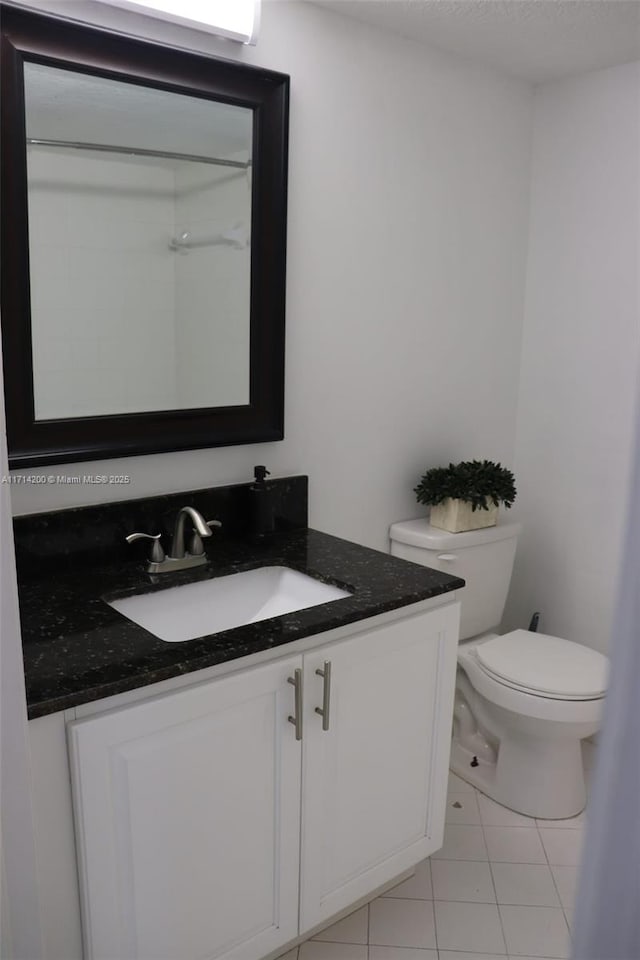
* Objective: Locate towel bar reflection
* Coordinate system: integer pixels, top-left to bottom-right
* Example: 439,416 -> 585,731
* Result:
168,226 -> 248,253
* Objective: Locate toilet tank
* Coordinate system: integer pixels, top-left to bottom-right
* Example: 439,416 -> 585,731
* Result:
389,518 -> 521,640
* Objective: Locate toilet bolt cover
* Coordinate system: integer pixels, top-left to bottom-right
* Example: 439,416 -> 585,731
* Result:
475,630 -> 609,698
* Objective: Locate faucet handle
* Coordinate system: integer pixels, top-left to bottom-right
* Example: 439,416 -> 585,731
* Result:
125,532 -> 165,564
188,520 -> 222,557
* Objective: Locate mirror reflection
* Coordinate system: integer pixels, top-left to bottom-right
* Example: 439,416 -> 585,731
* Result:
24,62 -> 253,420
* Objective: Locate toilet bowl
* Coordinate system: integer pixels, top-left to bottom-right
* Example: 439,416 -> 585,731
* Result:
453,631 -> 606,818
389,518 -> 609,819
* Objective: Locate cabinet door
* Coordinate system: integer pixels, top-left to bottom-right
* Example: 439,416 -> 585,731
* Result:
300,604 -> 459,932
68,655 -> 302,960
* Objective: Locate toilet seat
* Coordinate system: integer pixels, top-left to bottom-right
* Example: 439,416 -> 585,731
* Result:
475,630 -> 608,701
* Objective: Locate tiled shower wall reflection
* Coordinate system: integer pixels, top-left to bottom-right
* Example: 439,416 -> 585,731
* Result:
26,146 -> 251,419
27,147 -> 177,418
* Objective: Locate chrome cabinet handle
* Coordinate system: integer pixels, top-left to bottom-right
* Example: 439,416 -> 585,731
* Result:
287,668 -> 303,741
314,661 -> 332,731
125,532 -> 165,563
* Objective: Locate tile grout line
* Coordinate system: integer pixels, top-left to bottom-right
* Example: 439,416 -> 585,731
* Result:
485,785 -> 575,957
427,855 -> 439,956
536,813 -> 573,945
475,785 -> 509,956
437,861 -> 560,868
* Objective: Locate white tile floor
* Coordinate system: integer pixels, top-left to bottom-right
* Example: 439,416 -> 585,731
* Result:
283,744 -> 594,960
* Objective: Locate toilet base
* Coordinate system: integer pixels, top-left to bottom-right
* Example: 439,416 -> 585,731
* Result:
450,731 -> 587,820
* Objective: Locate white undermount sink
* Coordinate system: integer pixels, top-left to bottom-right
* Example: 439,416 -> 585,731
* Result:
107,565 -> 352,643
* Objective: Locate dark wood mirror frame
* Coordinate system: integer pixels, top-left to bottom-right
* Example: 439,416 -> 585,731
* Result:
0,5 -> 289,468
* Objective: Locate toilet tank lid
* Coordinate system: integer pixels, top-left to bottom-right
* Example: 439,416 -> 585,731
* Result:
389,518 -> 522,550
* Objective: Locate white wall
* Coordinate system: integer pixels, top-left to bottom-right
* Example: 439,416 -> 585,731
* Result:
504,61 -> 640,652
8,0 -> 533,555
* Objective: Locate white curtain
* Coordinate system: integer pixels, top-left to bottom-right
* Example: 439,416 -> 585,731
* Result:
572,412 -> 640,959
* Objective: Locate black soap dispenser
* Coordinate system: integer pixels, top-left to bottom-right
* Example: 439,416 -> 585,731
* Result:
249,465 -> 275,541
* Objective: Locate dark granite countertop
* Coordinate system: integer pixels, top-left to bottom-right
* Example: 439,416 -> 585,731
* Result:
19,527 -> 464,719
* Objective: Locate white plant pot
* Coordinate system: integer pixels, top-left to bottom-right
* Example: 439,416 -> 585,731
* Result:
430,498 -> 498,533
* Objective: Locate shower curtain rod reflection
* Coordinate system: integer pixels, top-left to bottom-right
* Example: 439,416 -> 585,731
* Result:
27,138 -> 250,169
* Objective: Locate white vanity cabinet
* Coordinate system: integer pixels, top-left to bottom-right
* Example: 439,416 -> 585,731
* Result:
300,605 -> 457,932
68,655 -> 303,960
66,601 -> 460,960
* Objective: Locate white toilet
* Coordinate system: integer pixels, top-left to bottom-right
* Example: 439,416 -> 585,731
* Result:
389,518 -> 608,820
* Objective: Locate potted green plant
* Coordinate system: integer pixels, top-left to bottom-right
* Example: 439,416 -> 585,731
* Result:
414,459 -> 516,533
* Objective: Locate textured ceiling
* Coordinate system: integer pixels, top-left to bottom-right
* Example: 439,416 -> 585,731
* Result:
311,0 -> 640,83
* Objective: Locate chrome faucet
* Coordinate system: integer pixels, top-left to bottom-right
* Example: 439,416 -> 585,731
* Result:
170,506 -> 215,560
126,506 -> 222,574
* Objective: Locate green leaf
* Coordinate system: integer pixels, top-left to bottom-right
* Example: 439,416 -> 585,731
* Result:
414,459 -> 517,510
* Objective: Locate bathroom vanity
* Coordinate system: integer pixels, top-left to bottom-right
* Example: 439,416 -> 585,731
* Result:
16,478 -> 463,960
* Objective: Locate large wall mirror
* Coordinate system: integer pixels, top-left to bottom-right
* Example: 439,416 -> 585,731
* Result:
1,6 -> 289,467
